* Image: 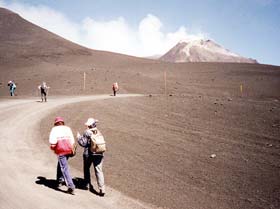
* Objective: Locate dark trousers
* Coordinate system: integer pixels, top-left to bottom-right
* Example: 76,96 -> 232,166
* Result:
41,91 -> 47,102
10,89 -> 15,96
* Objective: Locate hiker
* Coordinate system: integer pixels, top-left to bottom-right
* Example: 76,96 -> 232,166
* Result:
7,80 -> 16,96
77,118 -> 106,196
112,82 -> 119,96
49,117 -> 75,194
38,82 -> 49,102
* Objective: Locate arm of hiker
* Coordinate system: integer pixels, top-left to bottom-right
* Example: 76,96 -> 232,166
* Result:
50,144 -> 56,150
68,127 -> 75,145
49,127 -> 58,150
77,130 -> 90,147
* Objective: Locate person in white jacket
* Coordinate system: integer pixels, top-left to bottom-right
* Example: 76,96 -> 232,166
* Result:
77,118 -> 105,196
38,81 -> 49,102
49,116 -> 75,194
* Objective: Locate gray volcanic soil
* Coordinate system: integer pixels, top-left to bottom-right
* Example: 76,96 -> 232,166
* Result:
40,73 -> 280,209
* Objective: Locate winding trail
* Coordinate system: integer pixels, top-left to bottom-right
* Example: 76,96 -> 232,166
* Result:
0,94 -> 153,209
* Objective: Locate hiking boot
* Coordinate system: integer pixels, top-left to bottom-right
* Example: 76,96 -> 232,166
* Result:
99,189 -> 105,197
83,184 -> 90,190
57,180 -> 65,188
67,188 -> 75,195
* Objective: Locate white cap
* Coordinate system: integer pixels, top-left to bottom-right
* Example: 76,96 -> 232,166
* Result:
85,118 -> 98,126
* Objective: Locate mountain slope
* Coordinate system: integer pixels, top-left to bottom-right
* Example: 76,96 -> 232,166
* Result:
0,7 -> 92,62
0,7 -> 149,66
160,39 -> 257,63
0,7 -> 158,96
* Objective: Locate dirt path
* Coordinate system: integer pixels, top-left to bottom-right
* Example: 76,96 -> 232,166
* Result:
0,94 -> 155,209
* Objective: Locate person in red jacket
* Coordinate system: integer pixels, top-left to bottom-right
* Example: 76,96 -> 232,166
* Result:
49,117 -> 75,194
112,82 -> 118,96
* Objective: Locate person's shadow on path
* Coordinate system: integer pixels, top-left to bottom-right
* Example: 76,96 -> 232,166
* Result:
73,177 -> 100,195
36,176 -> 100,195
35,176 -> 65,193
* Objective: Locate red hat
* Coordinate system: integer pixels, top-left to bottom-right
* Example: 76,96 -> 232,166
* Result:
54,117 -> 64,125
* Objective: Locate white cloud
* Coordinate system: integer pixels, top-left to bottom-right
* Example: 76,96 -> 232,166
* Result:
81,17 -> 139,55
0,1 -> 207,57
138,14 -> 165,55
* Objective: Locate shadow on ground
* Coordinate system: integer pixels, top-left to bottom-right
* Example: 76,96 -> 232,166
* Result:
35,176 -> 64,193
35,176 -> 100,196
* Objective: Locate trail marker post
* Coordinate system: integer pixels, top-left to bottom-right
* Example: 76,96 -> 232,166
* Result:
164,71 -> 167,96
83,72 -> 86,90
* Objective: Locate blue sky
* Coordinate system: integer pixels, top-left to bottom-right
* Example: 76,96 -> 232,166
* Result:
1,0 -> 280,66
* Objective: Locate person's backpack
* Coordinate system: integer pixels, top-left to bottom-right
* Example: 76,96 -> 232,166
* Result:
113,82 -> 119,91
89,129 -> 106,153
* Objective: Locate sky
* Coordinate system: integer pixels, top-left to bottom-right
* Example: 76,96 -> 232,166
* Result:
0,0 -> 279,66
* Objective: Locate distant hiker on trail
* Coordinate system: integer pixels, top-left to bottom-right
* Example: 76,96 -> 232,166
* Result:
112,82 -> 118,96
77,118 -> 106,196
38,82 -> 49,102
49,117 -> 76,195
7,80 -> 16,96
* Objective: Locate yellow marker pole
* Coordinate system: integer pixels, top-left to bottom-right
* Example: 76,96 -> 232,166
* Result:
240,84 -> 243,96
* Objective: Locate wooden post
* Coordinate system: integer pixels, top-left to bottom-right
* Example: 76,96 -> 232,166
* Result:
164,71 -> 167,96
240,84 -> 243,96
83,72 -> 86,90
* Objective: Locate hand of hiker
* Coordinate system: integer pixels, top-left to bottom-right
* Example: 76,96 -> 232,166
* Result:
77,132 -> 81,138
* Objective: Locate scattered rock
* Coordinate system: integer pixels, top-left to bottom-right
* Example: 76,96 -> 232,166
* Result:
149,94 -> 152,97
228,98 -> 233,101
269,107 -> 277,112
169,94 -> 173,97
210,154 -> 216,158
266,143 -> 273,147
